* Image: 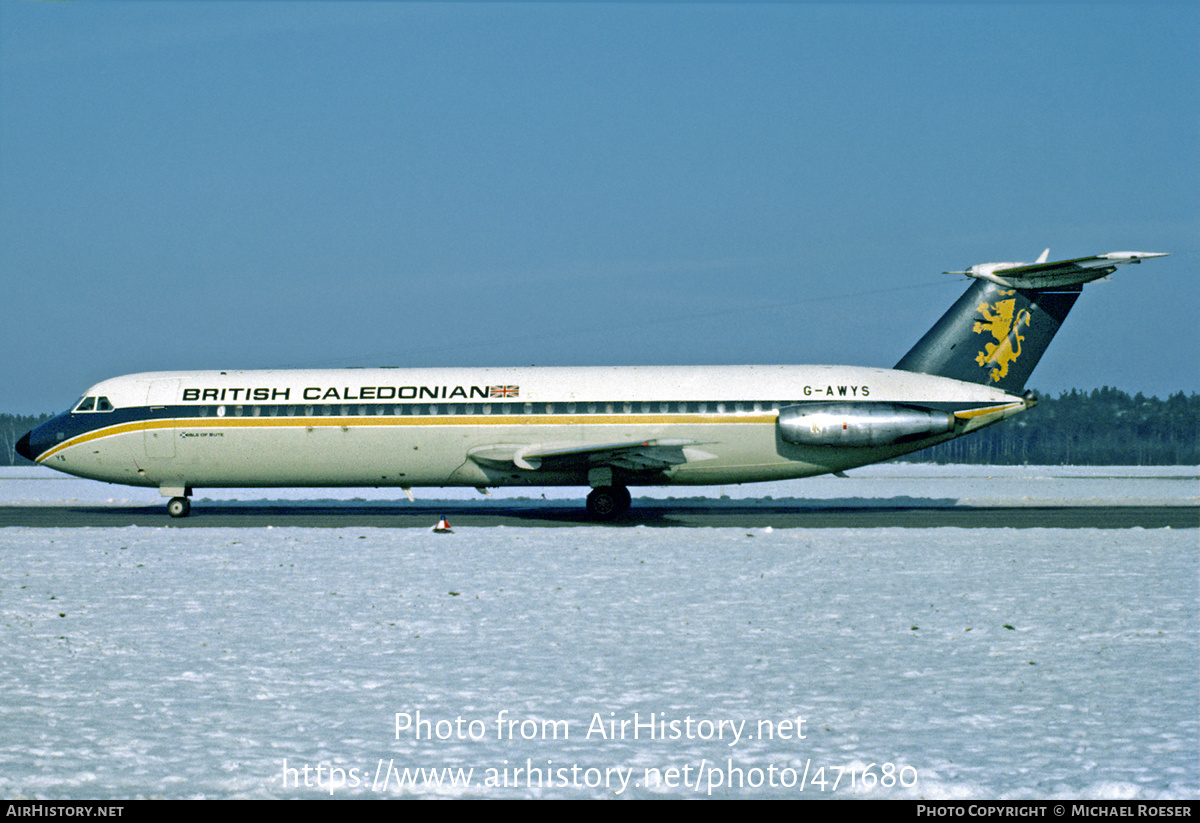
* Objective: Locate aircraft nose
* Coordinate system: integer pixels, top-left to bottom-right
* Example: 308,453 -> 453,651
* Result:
15,431 -> 33,461
16,412 -> 76,462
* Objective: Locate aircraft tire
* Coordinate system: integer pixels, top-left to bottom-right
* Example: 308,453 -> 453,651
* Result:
586,486 -> 630,520
167,497 -> 191,518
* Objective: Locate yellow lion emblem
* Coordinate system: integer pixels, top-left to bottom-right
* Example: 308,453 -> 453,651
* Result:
973,290 -> 1032,383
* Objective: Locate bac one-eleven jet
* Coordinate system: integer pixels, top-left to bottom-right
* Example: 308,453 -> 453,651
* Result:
17,250 -> 1167,519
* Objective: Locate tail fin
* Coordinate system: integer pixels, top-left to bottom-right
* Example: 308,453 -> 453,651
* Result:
894,280 -> 1080,393
894,250 -> 1167,393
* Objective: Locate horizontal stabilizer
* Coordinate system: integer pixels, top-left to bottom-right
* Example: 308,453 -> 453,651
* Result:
946,251 -> 1167,289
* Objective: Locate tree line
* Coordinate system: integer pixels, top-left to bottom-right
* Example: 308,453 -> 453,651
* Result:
918,387 -> 1198,465
1,388 -> 1196,467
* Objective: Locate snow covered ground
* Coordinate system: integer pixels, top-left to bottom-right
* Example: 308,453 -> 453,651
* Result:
1,465 -> 1196,799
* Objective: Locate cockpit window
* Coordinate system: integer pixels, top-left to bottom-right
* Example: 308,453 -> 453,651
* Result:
74,396 -> 114,412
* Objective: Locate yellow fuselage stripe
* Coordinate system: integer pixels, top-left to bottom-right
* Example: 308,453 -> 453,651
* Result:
952,402 -> 1025,420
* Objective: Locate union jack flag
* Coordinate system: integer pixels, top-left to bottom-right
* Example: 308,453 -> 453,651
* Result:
489,385 -> 519,398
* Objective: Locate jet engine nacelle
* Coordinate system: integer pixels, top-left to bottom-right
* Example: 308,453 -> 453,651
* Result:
777,403 -> 956,447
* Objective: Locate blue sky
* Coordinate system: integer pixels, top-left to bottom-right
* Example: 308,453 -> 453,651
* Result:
2,2 -> 1196,413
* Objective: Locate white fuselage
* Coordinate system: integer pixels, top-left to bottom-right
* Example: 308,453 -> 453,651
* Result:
35,365 -> 1025,493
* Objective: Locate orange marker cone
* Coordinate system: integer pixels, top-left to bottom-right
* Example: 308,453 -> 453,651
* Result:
433,516 -> 453,534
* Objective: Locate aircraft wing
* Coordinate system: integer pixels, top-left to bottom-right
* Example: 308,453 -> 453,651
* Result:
468,439 -> 716,473
949,251 -> 1168,289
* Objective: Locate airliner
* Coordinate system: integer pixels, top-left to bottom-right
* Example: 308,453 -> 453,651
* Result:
16,250 -> 1166,519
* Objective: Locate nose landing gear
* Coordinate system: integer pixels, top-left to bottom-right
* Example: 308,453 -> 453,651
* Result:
160,485 -> 194,518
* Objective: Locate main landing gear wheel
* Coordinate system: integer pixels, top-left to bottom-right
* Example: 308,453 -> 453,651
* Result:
167,497 -> 191,518
586,485 -> 631,520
